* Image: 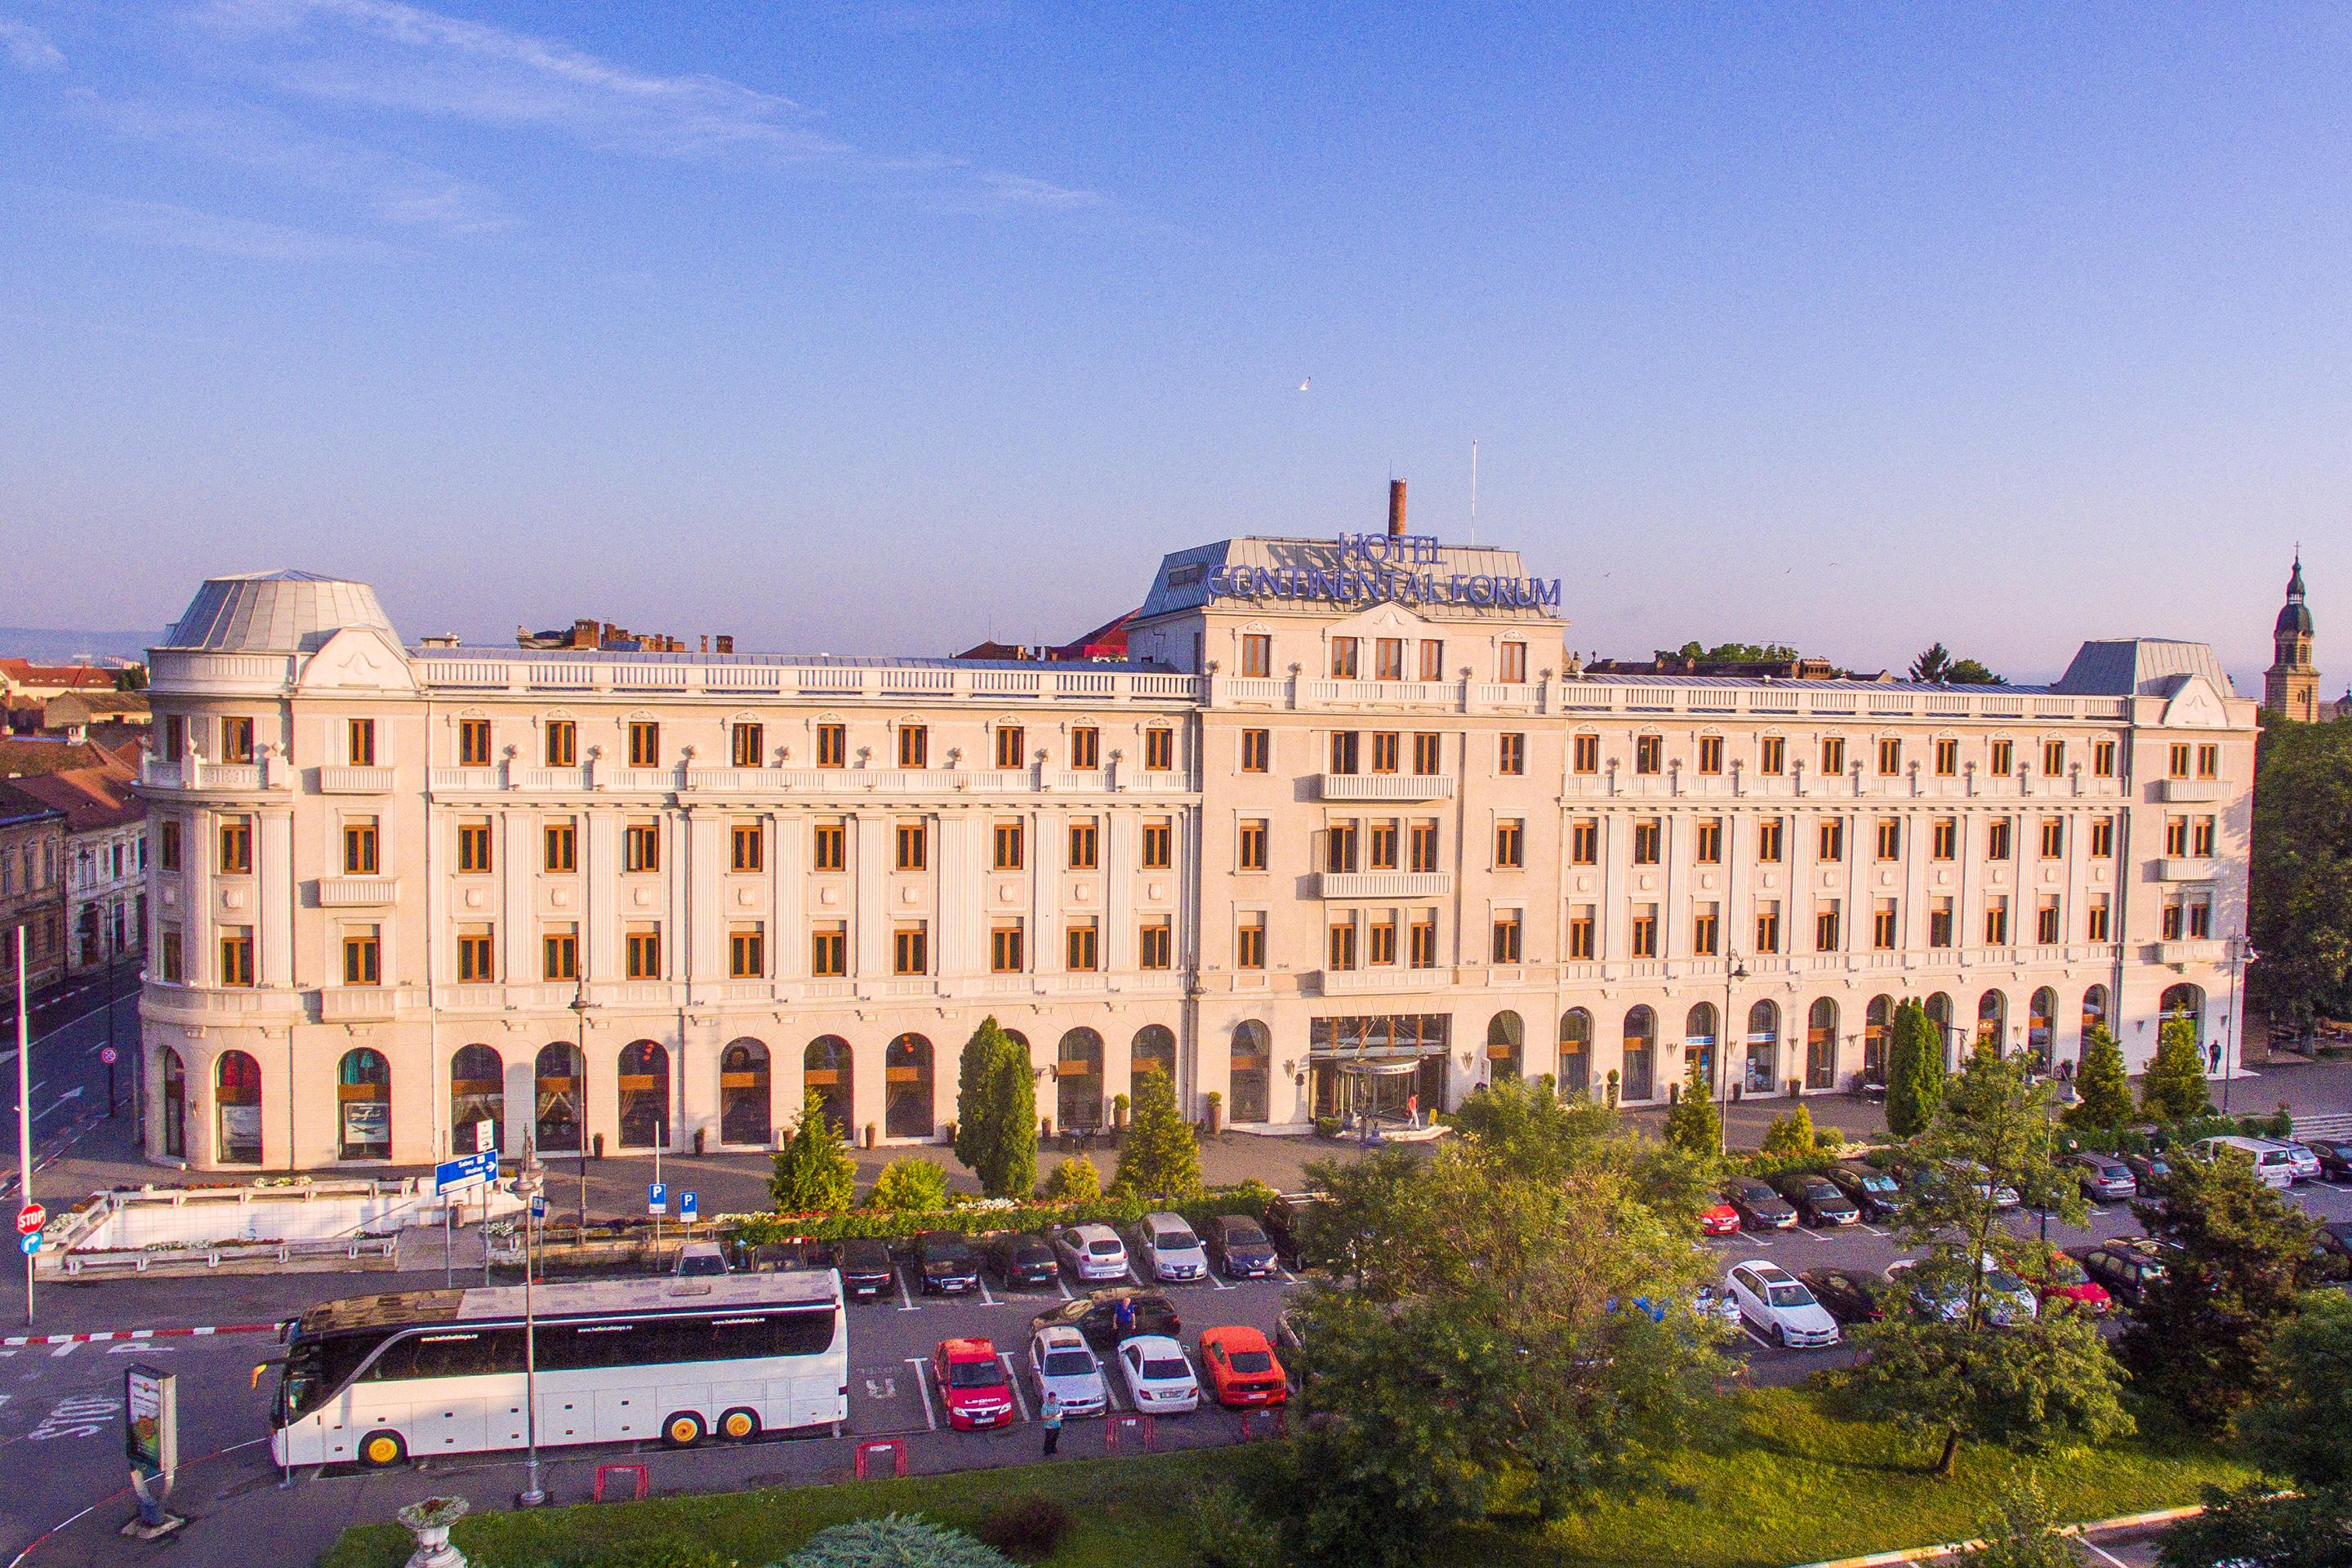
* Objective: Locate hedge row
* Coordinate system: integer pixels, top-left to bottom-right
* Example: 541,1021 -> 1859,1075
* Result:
726,1180 -> 1285,1246
2057,1109 -> 2296,1157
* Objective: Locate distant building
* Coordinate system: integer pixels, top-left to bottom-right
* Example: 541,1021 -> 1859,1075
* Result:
1584,650 -> 1864,682
0,783 -> 66,1004
0,658 -> 120,704
3,746 -> 146,974
954,610 -> 1140,665
2264,554 -> 2322,722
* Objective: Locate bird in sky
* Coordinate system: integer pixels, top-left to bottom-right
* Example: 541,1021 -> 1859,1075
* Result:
1298,377 -> 1311,391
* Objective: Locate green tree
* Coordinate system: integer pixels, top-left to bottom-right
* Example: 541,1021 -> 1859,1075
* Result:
2120,1146 -> 2319,1428
1661,1058 -> 1722,1157
952,1019 -> 1007,1179
1114,1068 -> 1204,1200
1761,1102 -> 1816,1156
981,1031 -> 1037,1199
2139,1015 -> 2212,1123
1885,1000 -> 1947,1138
1038,1153 -> 1101,1202
1910,643 -> 2008,686
114,664 -> 149,693
1962,1476 -> 2079,1568
768,1091 -> 858,1214
2156,1486 -> 2350,1568
867,1157 -> 951,1213
1675,639 -> 1800,662
2247,717 -> 2352,1036
1845,1050 -> 2130,1475
2062,1024 -> 2133,1130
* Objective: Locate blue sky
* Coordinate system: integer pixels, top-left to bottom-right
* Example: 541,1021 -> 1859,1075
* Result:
2,4 -> 2345,688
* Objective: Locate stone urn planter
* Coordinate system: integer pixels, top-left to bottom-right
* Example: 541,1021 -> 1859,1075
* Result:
396,1496 -> 470,1568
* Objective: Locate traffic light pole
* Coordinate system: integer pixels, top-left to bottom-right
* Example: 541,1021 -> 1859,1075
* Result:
17,929 -> 36,1325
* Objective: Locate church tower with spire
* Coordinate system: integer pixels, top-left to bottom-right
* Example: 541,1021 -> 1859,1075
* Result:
2265,553 -> 2320,721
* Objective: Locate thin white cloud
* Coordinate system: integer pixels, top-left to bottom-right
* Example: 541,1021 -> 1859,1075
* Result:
0,17 -> 64,72
80,194 -> 399,261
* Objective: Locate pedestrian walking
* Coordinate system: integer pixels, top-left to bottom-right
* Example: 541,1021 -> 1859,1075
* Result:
1113,1296 -> 1136,1338
1040,1390 -> 1062,1457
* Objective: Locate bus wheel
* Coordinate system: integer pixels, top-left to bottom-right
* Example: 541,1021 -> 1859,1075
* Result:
717,1408 -> 760,1443
662,1411 -> 707,1449
357,1429 -> 408,1468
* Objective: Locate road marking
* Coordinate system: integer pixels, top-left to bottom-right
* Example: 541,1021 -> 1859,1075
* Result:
47,1343 -> 77,1361
1276,1267 -> 1298,1284
2077,1535 -> 2132,1568
1103,1367 -> 1129,1411
26,1393 -> 118,1441
1206,1269 -> 1233,1291
999,1353 -> 1030,1422
1054,1275 -> 1073,1301
976,1276 -> 996,1307
1858,1223 -> 1889,1237
1125,1266 -> 1142,1286
896,1266 -> 917,1312
25,1084 -> 42,1098
862,1375 -> 896,1400
905,1356 -> 938,1432
1740,1325 -> 1775,1350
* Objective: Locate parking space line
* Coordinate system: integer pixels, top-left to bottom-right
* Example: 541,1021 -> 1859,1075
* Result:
2078,1535 -> 2132,1568
1740,1324 -> 1774,1350
977,1277 -> 997,1307
47,1343 -> 77,1361
1276,1267 -> 1298,1284
905,1356 -> 938,1432
1104,1368 -> 1129,1412
1206,1270 -> 1233,1291
998,1353 -> 1030,1422
1055,1276 -> 1073,1301
896,1266 -> 918,1312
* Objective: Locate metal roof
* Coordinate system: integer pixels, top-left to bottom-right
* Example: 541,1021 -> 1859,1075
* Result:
163,572 -> 398,654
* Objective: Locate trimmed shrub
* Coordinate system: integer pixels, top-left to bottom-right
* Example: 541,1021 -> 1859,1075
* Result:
785,1514 -> 1014,1568
867,1159 -> 951,1213
1039,1155 -> 1102,1202
972,1498 -> 1072,1564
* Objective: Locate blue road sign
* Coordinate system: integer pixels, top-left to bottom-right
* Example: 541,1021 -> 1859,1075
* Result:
679,1192 -> 698,1220
434,1149 -> 499,1195
647,1181 -> 667,1216
529,1195 -> 547,1219
19,1234 -> 39,1256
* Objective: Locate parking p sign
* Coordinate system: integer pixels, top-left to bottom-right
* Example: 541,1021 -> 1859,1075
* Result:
647,1181 -> 666,1217
680,1192 -> 698,1221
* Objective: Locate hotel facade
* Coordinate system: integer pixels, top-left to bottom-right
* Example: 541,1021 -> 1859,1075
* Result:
132,527 -> 2256,1172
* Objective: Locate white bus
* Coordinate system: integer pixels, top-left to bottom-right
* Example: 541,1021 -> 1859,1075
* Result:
268,1271 -> 847,1468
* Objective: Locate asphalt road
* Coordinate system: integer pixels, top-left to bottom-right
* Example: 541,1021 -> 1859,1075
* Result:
0,964 -> 143,1197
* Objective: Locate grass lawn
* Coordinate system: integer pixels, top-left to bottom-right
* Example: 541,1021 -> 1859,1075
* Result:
319,1388 -> 2252,1568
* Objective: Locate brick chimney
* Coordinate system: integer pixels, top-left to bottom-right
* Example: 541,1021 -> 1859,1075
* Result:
1388,479 -> 1407,539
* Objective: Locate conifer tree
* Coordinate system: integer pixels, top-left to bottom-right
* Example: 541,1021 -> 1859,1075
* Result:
1885,999 -> 1946,1138
769,1091 -> 858,1214
2063,1024 -> 2133,1130
1116,1068 -> 1205,1200
2140,1015 -> 2212,1123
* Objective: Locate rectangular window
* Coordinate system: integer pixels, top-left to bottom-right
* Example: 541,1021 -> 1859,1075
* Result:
347,719 -> 376,766
729,924 -> 764,978
2036,899 -> 2061,946
1991,738 -> 2014,777
1876,817 -> 1900,860
2042,740 -> 2065,777
896,821 -> 928,871
1236,915 -> 1267,970
2162,901 -> 2185,942
2197,743 -> 2221,780
1633,818 -> 1661,865
1620,906 -> 1651,958
1986,818 -> 2013,861
1410,819 -> 1440,873
1821,737 -> 1846,776
730,820 -> 764,873
1374,637 -> 1405,680
1330,637 -> 1359,679
459,719 -> 492,768
1693,903 -> 1720,956
1142,817 -> 1173,870
2092,740 -> 2115,777
816,724 -> 846,768
221,716 -> 256,764
457,925 -> 495,983
1873,900 -> 1898,951
1419,639 -> 1445,681
1329,731 -> 1359,775
731,723 -> 764,768
220,926 -> 255,987
1065,920 -> 1098,973
1634,734 -> 1663,774
2087,896 -> 2111,942
1145,728 -> 1175,771
1757,817 -> 1784,862
2189,899 -> 2212,939
628,721 -> 660,768
813,822 -> 845,872
1138,919 -> 1172,970
625,820 -> 660,873
1754,902 -> 1781,954
1368,915 -> 1397,966
1241,634 -> 1272,679
343,817 -> 378,875
1325,822 -> 1360,875
1815,902 -> 1841,952
1499,642 -> 1527,683
1238,819 -> 1268,871
1876,737 -> 1900,777
1932,817 -> 1958,860
1696,818 -> 1723,863
1329,920 -> 1358,971
1497,733 -> 1526,775
1698,735 -> 1724,774
1762,736 -> 1786,775
1570,818 -> 1599,865
1819,818 -> 1845,862
994,820 -> 1024,871
897,724 -> 928,768
894,924 -> 929,976
626,925 -> 662,979
2041,817 -> 2065,859
159,928 -> 183,982
457,820 -> 492,875
1494,818 -> 1524,870
2190,816 -> 2216,858
810,923 -> 847,977
1568,905 -> 1596,961
343,925 -> 381,987
2169,743 -> 2191,779
543,925 -> 577,981
159,819 -> 182,872
1573,734 -> 1601,774
219,815 -> 252,875
544,819 -> 577,873
1984,899 -> 2010,947
1930,898 -> 1954,948
1369,821 -> 1399,870
991,921 -> 1024,973
163,715 -> 185,763
1414,732 -> 1443,774
1068,820 -> 1100,871
1241,728 -> 1270,773
2164,816 -> 2189,857
1494,911 -> 1526,963
1370,732 -> 1400,773
1935,737 -> 1959,777
546,720 -> 577,768
995,725 -> 1025,770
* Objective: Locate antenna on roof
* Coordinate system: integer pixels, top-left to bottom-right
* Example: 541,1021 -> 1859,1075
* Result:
1468,439 -> 1478,546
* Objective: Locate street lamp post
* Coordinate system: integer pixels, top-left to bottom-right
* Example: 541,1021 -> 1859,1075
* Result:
2222,938 -> 2258,1116
516,1154 -> 546,1508
1718,955 -> 1748,1157
569,980 -> 590,1232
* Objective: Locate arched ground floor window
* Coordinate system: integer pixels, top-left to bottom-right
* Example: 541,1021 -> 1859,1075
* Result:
216,1049 -> 263,1165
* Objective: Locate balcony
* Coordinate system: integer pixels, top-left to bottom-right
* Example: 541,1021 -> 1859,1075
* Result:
317,985 -> 412,1022
2155,939 -> 2227,965
2155,858 -> 2216,882
318,766 -> 398,795
1316,871 -> 1453,899
2158,777 -> 2224,802
316,877 -> 399,907
1317,773 -> 1456,802
140,980 -> 303,1022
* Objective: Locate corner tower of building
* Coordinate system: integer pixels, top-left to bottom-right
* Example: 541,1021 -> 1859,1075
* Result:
2264,554 -> 2320,722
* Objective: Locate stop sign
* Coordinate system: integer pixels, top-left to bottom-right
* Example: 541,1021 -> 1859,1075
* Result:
15,1205 -> 44,1236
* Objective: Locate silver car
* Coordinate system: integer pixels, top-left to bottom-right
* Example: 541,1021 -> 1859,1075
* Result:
2269,1139 -> 2323,1183
1053,1222 -> 1131,1283
1135,1212 -> 1209,1283
1027,1325 -> 1107,1418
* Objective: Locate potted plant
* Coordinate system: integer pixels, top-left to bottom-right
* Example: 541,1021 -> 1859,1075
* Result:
395,1495 -> 469,1568
1606,1068 -> 1620,1109
1112,1092 -> 1130,1130
1205,1089 -> 1223,1136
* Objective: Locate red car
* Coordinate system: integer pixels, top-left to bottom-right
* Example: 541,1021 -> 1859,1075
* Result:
933,1337 -> 1017,1430
2031,1254 -> 2113,1316
1699,1199 -> 1741,1237
1197,1325 -> 1287,1408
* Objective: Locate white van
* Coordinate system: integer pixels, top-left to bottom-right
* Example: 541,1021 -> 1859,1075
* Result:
2192,1135 -> 2295,1190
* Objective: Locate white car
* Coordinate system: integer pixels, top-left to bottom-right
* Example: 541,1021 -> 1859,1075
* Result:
1725,1262 -> 1841,1349
1053,1223 -> 1131,1284
1114,1333 -> 1200,1414
1027,1325 -> 1107,1418
1134,1212 -> 1209,1283
2269,1139 -> 2323,1184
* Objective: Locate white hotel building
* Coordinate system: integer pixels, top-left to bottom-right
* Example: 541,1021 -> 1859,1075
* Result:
132,530 -> 2254,1173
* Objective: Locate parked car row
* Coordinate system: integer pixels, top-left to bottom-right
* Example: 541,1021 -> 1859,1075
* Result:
932,1307 -> 1290,1431
813,1207 -> 1299,1305
1715,1161 -> 1901,1234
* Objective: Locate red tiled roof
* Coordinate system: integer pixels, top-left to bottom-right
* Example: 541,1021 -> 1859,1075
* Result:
0,660 -> 118,691
0,737 -> 114,778
0,753 -> 140,833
